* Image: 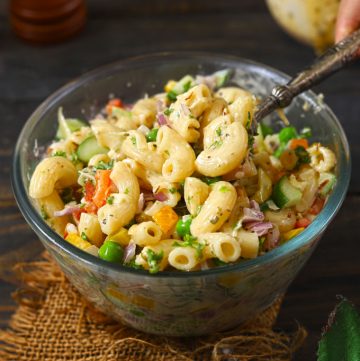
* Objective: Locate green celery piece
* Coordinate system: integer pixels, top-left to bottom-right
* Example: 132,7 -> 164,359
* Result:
317,299 -> 360,361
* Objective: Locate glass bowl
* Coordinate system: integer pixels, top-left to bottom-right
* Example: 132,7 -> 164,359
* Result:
12,52 -> 350,336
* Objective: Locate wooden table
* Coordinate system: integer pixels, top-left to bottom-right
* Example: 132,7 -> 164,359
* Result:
1,1 -> 359,359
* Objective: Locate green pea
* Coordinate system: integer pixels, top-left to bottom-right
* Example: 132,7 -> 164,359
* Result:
176,217 -> 192,238
279,126 -> 298,144
146,128 -> 159,142
98,240 -> 124,263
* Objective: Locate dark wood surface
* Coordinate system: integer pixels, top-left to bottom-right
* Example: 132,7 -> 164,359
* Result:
1,1 -> 360,359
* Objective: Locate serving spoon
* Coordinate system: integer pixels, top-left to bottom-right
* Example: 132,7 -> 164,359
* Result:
253,28 -> 360,127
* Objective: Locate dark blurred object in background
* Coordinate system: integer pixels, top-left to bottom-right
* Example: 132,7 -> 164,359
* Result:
10,0 -> 86,44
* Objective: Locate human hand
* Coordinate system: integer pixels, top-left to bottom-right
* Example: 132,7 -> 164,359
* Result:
335,0 -> 360,42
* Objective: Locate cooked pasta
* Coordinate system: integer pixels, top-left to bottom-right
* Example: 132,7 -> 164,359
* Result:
28,69 -> 337,273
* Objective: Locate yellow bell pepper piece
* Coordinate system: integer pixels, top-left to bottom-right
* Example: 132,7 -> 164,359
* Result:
283,227 -> 305,241
65,233 -> 92,250
105,227 -> 130,246
164,80 -> 177,93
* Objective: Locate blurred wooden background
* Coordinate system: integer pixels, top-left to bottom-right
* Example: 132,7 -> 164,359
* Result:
1,1 -> 360,360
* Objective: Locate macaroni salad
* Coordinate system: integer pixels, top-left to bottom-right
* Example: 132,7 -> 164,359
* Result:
29,71 -> 336,273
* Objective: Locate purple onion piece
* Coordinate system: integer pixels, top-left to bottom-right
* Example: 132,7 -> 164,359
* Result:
154,192 -> 168,202
245,221 -> 273,236
157,113 -> 168,126
143,191 -> 156,201
242,207 -> 265,223
264,225 -> 280,250
123,242 -> 136,264
249,200 -> 261,212
53,205 -> 81,217
137,193 -> 145,214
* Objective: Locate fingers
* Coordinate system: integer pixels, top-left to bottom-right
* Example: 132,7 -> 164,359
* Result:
335,0 -> 360,42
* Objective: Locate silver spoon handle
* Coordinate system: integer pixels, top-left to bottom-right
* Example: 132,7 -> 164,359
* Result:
254,28 -> 360,124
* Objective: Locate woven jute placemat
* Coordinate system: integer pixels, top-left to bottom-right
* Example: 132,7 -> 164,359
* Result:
0,252 -> 306,361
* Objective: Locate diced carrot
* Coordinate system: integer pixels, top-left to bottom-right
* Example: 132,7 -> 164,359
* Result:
295,218 -> 311,228
106,98 -> 123,115
289,138 -> 309,150
84,181 -> 95,202
308,197 -> 325,215
152,206 -> 179,234
84,202 -> 97,214
92,170 -> 112,208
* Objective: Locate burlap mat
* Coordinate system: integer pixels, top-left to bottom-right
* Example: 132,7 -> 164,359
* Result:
0,252 -> 306,361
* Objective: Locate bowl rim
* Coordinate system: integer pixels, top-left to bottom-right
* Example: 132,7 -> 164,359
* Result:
12,51 -> 351,278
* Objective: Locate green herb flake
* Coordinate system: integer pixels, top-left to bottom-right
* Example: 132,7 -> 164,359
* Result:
219,185 -> 230,193
95,159 -> 114,170
164,108 -> 174,116
169,187 -> 177,194
81,232 -> 88,241
124,188 -> 130,195
146,249 -> 164,274
107,196 -> 114,204
130,136 -> 137,146
216,127 -> 222,137
40,206 -> 49,220
167,91 -> 178,102
70,152 -> 80,165
183,80 -> 192,93
210,140 -> 223,149
173,235 -> 205,260
52,151 -> 67,158
295,146 -> 311,164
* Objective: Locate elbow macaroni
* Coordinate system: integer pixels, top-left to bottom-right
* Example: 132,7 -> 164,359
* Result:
29,72 -> 337,273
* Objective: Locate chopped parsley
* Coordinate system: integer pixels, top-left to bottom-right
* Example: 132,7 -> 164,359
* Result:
40,205 -> 49,220
164,108 -> 174,116
173,235 -> 205,260
94,159 -> 114,170
130,136 -> 137,145
106,195 -> 114,204
202,176 -> 222,185
210,140 -> 223,149
124,188 -> 130,195
167,91 -> 177,102
128,259 -> 144,270
219,185 -> 230,193
169,187 -> 178,194
295,146 -> 311,164
216,127 -> 222,137
81,232 -> 88,241
245,111 -> 252,129
70,152 -> 80,165
183,80 -> 192,93
52,150 -> 66,158
146,249 -> 164,274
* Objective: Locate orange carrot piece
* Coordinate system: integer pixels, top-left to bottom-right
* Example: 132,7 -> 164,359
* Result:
289,138 -> 309,150
295,218 -> 311,228
152,206 -> 179,234
106,98 -> 123,115
92,170 -> 112,208
308,197 -> 325,215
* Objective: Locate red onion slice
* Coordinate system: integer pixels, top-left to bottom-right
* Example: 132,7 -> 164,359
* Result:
245,221 -> 273,236
154,191 -> 168,202
137,193 -> 145,214
157,113 -> 168,126
195,75 -> 217,90
264,225 -> 280,250
249,200 -> 261,212
156,99 -> 166,113
123,242 -> 136,264
180,103 -> 191,116
242,207 -> 264,223
53,204 -> 81,217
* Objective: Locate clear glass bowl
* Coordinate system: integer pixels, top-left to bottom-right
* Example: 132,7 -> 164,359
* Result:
12,53 -> 350,336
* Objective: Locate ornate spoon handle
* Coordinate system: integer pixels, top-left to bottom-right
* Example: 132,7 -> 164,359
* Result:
254,28 -> 360,125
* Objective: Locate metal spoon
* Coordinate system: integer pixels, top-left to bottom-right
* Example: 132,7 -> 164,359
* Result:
254,28 -> 360,127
